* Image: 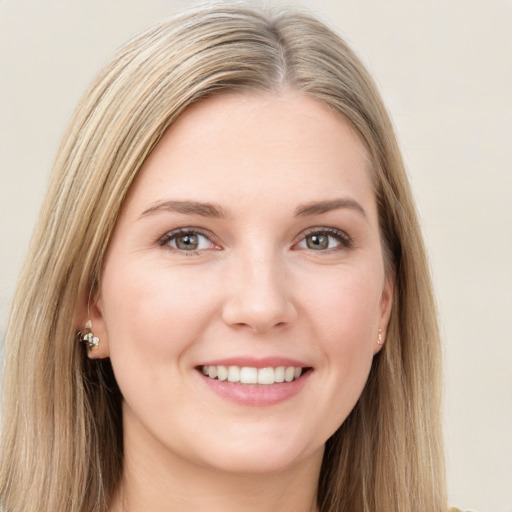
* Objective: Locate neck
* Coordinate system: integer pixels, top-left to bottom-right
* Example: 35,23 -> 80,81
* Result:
109,414 -> 323,512
112,462 -> 322,512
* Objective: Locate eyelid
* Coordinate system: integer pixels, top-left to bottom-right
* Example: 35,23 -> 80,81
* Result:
294,226 -> 353,251
156,226 -> 352,254
157,227 -> 220,252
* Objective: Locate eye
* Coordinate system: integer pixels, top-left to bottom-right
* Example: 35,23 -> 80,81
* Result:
159,229 -> 216,252
296,229 -> 351,251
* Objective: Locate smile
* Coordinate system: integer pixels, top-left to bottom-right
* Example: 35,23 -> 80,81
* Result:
201,365 -> 303,385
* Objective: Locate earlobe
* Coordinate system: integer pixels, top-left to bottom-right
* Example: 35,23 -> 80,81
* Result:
373,273 -> 395,354
380,272 -> 395,326
80,320 -> 100,351
75,290 -> 111,359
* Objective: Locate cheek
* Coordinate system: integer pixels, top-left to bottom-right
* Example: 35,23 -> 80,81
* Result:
99,260 -> 224,421
299,265 -> 382,416
303,264 -> 383,341
100,259 -> 221,362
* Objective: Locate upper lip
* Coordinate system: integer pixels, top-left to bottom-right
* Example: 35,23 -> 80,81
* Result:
197,357 -> 311,369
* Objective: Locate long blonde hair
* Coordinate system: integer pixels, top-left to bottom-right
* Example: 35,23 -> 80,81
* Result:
0,4 -> 446,511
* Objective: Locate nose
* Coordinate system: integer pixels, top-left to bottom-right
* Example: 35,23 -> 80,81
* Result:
221,252 -> 298,334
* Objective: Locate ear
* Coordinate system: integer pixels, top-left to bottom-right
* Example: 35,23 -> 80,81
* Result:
74,287 -> 111,359
373,271 -> 395,355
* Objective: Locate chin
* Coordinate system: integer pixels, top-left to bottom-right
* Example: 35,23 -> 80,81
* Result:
202,446 -> 323,476
185,429 -> 325,476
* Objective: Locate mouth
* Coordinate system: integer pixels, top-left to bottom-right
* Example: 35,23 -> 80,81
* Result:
199,365 -> 310,385
195,360 -> 313,406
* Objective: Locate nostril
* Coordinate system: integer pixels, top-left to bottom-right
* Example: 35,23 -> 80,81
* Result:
220,263 -> 298,331
222,298 -> 298,334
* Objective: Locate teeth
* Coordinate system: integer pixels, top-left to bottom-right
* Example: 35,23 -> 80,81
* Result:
217,365 -> 228,381
228,365 -> 240,382
201,365 -> 304,385
258,367 -> 275,385
240,367 -> 258,384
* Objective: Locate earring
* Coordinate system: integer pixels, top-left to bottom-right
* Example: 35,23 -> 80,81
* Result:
81,320 -> 99,351
377,328 -> 384,345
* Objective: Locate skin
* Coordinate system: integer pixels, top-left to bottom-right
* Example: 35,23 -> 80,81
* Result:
84,89 -> 393,512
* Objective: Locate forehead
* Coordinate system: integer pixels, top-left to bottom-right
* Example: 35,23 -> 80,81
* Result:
126,89 -> 375,217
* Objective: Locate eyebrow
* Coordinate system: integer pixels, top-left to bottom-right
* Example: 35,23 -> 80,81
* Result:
139,197 -> 366,220
294,198 -> 367,219
139,200 -> 227,219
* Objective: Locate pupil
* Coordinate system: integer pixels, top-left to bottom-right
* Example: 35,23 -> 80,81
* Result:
307,234 -> 328,250
177,234 -> 198,250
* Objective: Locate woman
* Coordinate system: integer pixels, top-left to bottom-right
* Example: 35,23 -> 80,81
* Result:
0,4 -> 451,511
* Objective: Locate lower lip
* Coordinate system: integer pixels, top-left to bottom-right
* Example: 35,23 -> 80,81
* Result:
198,370 -> 312,407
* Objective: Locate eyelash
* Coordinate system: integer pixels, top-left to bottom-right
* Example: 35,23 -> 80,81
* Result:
297,227 -> 353,252
157,228 -> 217,255
157,227 -> 352,254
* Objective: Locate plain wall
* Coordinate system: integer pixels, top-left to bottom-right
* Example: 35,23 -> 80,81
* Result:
1,1 -> 511,510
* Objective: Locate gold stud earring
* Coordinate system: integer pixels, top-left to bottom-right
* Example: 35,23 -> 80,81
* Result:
377,328 -> 384,345
81,320 -> 100,351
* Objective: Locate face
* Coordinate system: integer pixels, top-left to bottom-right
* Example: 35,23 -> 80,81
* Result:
88,90 -> 393,475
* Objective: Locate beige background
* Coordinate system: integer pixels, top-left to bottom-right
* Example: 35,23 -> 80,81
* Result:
1,1 -> 511,510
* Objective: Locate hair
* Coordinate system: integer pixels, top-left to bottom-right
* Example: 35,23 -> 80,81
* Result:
0,4 -> 446,512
